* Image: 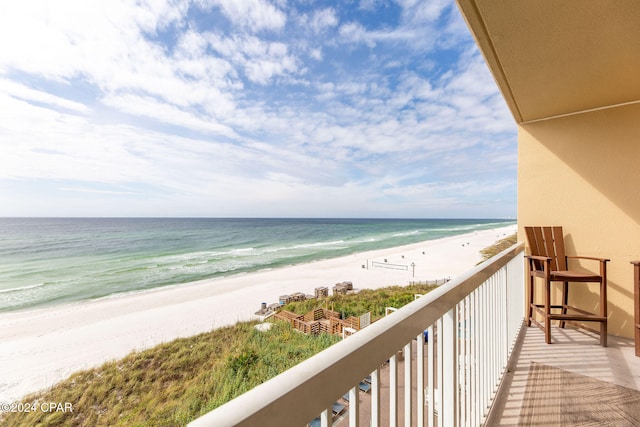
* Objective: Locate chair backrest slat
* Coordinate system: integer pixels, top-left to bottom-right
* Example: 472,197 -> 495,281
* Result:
525,226 -> 567,272
542,227 -> 558,270
525,226 -> 544,271
551,226 -> 567,271
524,227 -> 542,270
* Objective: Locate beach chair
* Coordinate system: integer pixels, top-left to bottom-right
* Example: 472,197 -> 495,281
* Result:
358,381 -> 371,393
525,226 -> 609,346
332,401 -> 346,416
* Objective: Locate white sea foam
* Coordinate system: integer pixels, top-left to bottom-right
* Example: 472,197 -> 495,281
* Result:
0,282 -> 46,294
392,230 -> 421,237
290,240 -> 346,249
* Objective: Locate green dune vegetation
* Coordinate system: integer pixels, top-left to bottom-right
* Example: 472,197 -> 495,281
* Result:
281,283 -> 439,321
478,233 -> 518,263
1,235 -> 517,426
1,321 -> 340,427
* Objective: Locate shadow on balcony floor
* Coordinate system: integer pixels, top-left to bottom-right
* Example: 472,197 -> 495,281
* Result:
518,362 -> 640,425
489,325 -> 640,426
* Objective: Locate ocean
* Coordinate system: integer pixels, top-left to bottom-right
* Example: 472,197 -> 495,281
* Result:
0,218 -> 515,313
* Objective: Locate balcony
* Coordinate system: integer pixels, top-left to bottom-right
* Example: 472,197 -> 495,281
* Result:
188,243 -> 640,426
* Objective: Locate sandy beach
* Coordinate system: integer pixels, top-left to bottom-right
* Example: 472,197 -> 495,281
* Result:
0,224 -> 516,402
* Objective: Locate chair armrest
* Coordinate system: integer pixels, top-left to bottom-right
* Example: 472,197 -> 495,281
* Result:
567,256 -> 610,263
525,255 -> 552,261
567,255 -> 609,277
525,255 -> 551,273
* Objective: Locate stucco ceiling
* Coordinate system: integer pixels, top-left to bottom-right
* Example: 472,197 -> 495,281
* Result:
456,0 -> 640,123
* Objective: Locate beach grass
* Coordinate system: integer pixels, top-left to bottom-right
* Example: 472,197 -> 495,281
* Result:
0,321 -> 339,426
478,233 -> 517,263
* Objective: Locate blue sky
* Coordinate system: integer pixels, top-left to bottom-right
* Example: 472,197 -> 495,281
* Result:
0,0 -> 517,218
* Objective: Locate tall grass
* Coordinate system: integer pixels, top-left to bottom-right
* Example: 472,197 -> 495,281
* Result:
1,322 -> 339,426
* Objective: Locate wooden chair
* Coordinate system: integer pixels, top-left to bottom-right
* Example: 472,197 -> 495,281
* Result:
525,226 -> 609,346
631,261 -> 640,357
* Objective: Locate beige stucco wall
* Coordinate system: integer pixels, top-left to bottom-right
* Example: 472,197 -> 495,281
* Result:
518,102 -> 640,338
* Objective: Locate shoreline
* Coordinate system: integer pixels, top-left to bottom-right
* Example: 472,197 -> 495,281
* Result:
0,224 -> 516,401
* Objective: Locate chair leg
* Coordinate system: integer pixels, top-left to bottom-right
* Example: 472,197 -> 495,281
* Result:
545,279 -> 552,344
560,281 -> 569,328
601,279 -> 607,347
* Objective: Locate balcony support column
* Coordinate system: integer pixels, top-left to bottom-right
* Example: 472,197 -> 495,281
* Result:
390,353 -> 398,427
417,331 -> 425,427
320,409 -> 330,427
404,342 -> 412,427
427,324 -> 435,427
349,386 -> 359,425
442,307 -> 458,426
371,367 -> 381,427
436,319 -> 444,427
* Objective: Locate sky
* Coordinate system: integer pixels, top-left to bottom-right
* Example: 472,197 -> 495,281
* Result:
0,0 -> 517,219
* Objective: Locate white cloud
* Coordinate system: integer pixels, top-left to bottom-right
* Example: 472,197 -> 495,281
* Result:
338,21 -> 371,46
205,33 -> 300,84
0,79 -> 90,114
209,0 -> 286,31
396,0 -> 451,24
358,0 -> 383,12
100,93 -> 239,138
0,1 -> 186,79
309,48 -> 323,61
310,8 -> 339,33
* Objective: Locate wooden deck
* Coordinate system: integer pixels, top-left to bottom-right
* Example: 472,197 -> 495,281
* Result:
488,325 -> 640,425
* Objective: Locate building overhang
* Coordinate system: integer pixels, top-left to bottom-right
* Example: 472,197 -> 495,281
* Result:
456,0 -> 640,124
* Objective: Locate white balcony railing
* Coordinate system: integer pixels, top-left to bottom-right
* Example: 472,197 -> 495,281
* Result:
189,242 -> 525,427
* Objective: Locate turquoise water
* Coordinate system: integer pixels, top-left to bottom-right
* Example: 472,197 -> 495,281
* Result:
0,218 -> 515,312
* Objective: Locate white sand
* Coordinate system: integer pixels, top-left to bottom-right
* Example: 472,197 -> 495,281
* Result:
0,224 -> 516,402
